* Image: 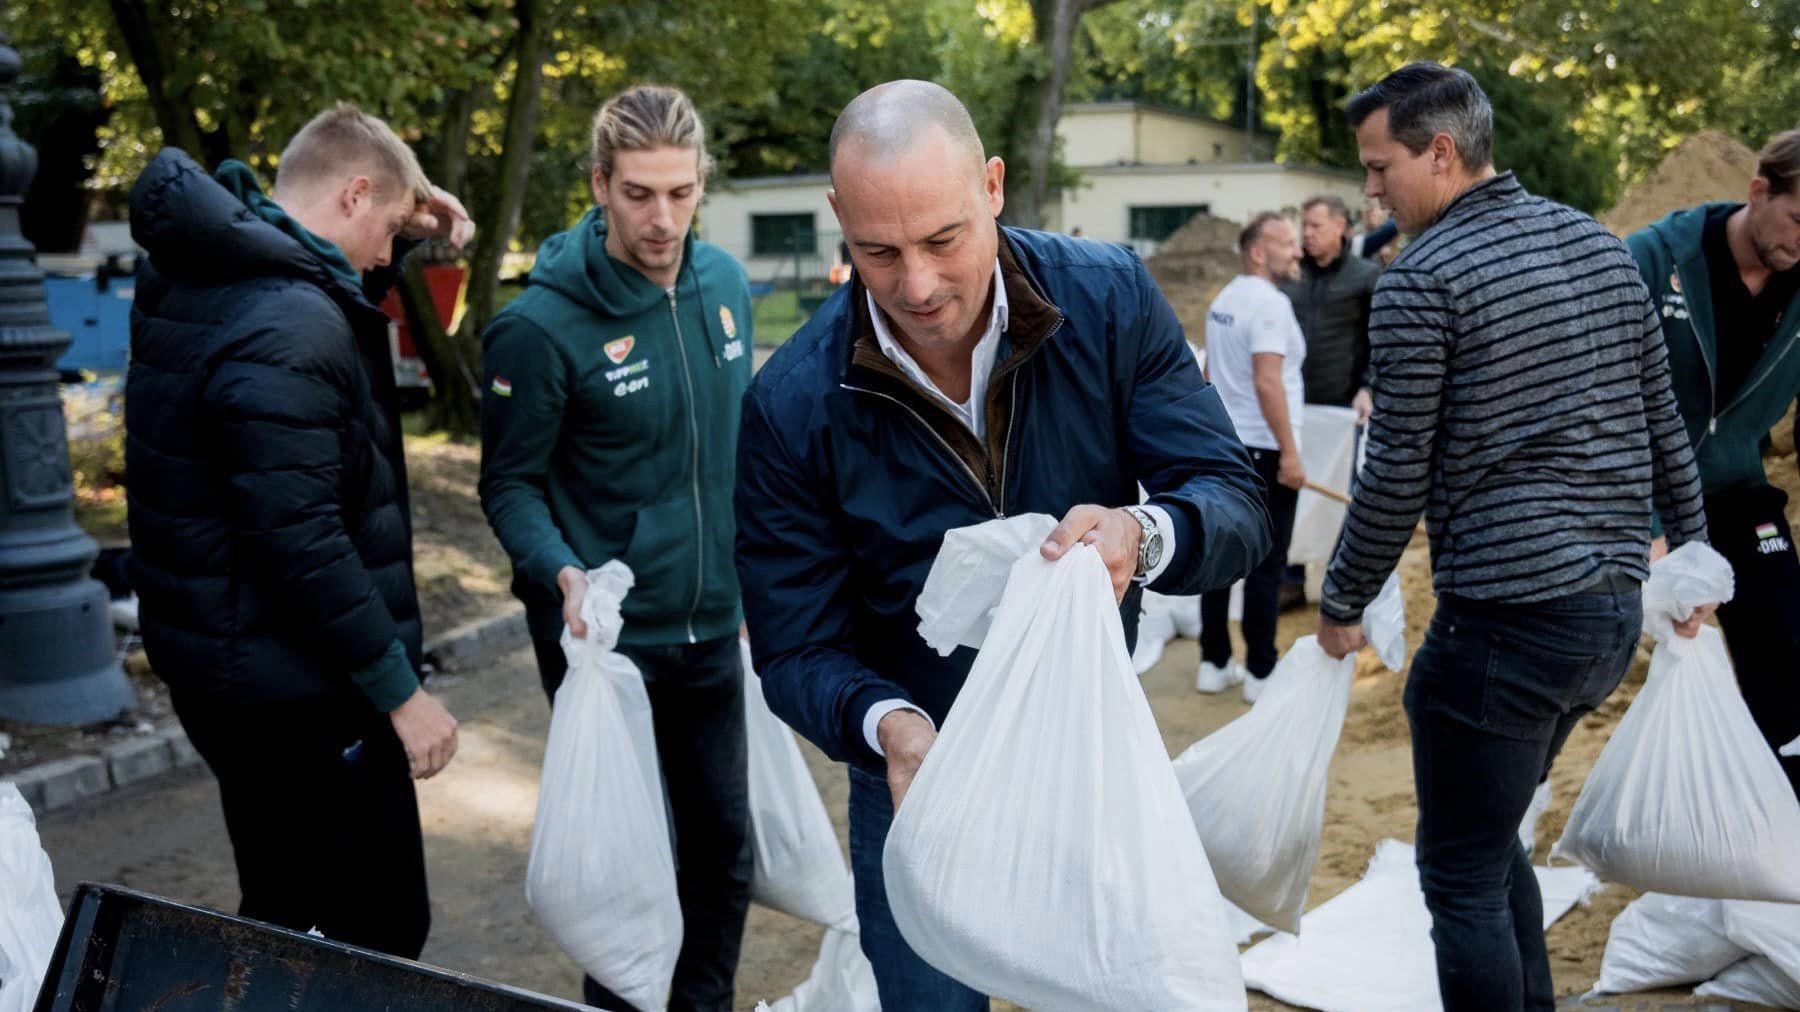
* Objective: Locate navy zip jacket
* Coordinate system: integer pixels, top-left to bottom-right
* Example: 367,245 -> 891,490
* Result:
735,226 -> 1271,768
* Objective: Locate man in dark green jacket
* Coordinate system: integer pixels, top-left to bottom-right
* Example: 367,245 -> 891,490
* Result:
478,85 -> 754,1012
1629,128 -> 1800,799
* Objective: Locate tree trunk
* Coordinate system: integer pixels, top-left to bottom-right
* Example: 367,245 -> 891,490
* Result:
1004,0 -> 1118,230
458,0 -> 546,344
397,260 -> 481,435
437,87 -> 475,196
106,0 -> 209,160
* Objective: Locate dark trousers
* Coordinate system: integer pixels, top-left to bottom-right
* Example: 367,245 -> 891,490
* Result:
1404,587 -> 1642,1012
845,766 -> 988,1011
531,634 -> 753,1012
1704,484 -> 1800,800
173,695 -> 430,960
1201,446 -> 1300,677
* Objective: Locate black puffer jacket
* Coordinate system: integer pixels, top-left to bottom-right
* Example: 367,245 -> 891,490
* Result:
1282,249 -> 1382,407
125,148 -> 421,707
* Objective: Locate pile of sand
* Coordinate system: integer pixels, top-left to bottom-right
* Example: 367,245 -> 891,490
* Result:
1146,212 -> 1242,345
1602,130 -> 1758,238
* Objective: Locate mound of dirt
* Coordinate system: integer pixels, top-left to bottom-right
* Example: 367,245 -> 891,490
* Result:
1602,130 -> 1758,238
1146,212 -> 1242,345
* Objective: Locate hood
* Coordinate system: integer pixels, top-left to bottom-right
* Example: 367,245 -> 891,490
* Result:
528,206 -> 699,319
129,148 -> 351,296
1642,201 -> 1738,260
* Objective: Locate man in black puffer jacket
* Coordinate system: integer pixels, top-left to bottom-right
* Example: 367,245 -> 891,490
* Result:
125,104 -> 472,958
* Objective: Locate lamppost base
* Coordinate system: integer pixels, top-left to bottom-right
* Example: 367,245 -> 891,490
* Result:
0,577 -> 136,725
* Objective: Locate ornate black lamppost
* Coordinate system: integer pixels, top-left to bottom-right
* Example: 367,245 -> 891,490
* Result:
0,32 -> 135,723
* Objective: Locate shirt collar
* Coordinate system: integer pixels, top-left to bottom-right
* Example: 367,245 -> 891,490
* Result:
866,258 -> 1008,365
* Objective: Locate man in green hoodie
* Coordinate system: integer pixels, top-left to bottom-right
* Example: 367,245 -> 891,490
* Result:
478,84 -> 754,1011
1630,128 -> 1800,799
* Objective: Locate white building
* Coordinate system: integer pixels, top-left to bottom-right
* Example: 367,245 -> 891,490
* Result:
699,101 -> 1366,284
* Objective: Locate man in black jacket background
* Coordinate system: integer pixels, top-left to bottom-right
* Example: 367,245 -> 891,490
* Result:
1283,193 -> 1383,425
124,104 -> 472,958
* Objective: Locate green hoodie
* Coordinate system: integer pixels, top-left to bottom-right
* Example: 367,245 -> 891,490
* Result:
479,208 -> 754,647
1628,203 -> 1800,504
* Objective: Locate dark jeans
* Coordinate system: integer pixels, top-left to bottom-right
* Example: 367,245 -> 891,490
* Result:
1404,587 -> 1642,1012
1202,445 -> 1300,677
1704,484 -> 1800,800
531,634 -> 753,1012
174,695 -> 430,960
845,765 -> 988,1011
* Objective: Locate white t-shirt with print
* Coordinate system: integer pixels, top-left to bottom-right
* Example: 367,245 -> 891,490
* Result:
1203,274 -> 1306,454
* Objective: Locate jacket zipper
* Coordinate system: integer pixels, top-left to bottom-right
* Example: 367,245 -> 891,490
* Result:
1709,335 -> 1800,443
1674,258 -> 1722,449
993,312 -> 1062,514
840,382 -> 1000,517
669,288 -> 705,643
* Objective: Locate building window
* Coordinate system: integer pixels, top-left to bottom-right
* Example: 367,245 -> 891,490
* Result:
751,213 -> 815,256
1128,204 -> 1210,244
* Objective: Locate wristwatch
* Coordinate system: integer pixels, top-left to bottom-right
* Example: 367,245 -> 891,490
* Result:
1122,506 -> 1162,578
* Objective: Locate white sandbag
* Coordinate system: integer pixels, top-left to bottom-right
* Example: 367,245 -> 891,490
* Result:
1132,591 -> 1179,674
1173,636 -> 1355,933
1550,545 -> 1800,902
526,562 -> 680,1012
743,639 -> 856,930
1226,901 -> 1276,946
1695,956 -> 1800,1009
1170,593 -> 1202,638
1783,735 -> 1799,758
0,784 -> 62,1012
1241,839 -> 1600,1012
1551,623 -> 1800,900
765,924 -> 880,1012
1288,404 -> 1360,567
889,540 -> 1245,1010
1592,894 -> 1745,995
1363,572 -> 1407,672
1722,900 -> 1800,986
1641,541 -> 1735,641
914,513 -> 1058,656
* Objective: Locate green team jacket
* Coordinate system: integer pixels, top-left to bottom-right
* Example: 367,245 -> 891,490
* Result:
479,208 -> 754,647
1628,203 -> 1800,504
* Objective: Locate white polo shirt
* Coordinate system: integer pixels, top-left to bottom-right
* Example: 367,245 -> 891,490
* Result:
1203,274 -> 1305,453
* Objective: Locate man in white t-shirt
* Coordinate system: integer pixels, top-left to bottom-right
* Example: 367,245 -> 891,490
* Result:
1199,211 -> 1306,702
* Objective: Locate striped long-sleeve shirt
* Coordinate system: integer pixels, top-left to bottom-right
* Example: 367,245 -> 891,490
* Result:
1320,173 -> 1708,623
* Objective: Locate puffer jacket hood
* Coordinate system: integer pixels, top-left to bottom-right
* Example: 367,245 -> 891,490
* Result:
131,148 -> 349,295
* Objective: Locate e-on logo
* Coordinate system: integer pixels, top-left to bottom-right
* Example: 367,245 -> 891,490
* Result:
614,376 -> 650,398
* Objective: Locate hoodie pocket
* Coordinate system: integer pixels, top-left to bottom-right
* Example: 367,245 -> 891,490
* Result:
619,496 -> 701,623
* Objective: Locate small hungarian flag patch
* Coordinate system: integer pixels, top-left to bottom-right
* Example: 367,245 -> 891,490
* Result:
491,376 -> 513,397
1757,522 -> 1779,540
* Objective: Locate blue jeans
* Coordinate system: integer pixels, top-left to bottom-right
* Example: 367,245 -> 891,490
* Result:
846,766 -> 989,1012
1404,586 -> 1642,1012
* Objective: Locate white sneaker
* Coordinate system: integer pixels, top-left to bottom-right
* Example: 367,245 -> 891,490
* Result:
1518,780 -> 1553,855
1197,659 -> 1246,694
1242,669 -> 1270,704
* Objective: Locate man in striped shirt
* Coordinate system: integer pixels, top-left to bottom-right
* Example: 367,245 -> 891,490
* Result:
1314,63 -> 1714,1010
